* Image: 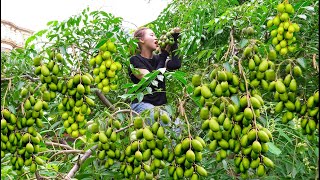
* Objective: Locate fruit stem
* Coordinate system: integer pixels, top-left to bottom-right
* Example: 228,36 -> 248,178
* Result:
238,59 -> 258,130
1,79 -> 11,111
184,111 -> 192,141
115,123 -> 133,133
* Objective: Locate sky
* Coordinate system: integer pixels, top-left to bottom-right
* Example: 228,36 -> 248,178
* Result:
1,0 -> 172,32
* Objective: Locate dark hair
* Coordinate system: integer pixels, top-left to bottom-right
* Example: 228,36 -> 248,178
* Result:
134,27 -> 150,50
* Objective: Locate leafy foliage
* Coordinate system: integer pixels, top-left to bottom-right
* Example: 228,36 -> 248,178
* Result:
1,0 -> 318,179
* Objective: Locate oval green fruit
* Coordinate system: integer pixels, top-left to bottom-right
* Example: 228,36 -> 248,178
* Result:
201,86 -> 212,98
192,74 -> 201,86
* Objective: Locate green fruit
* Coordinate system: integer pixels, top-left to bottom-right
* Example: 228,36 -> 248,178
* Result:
263,156 -> 274,168
81,75 -> 92,85
35,156 -> 44,165
160,113 -> 170,124
200,107 -> 209,120
285,101 -> 295,111
135,150 -> 143,161
221,81 -> 229,92
26,143 -> 34,154
257,164 -> 265,177
243,46 -> 252,57
240,134 -> 248,147
285,3 -> 294,14
252,140 -> 262,154
134,117 -> 143,129
258,131 -> 270,143
192,74 -> 201,86
41,65 -> 50,76
243,108 -> 253,120
99,132 -> 108,143
193,86 -> 201,96
209,118 -> 220,132
268,50 -> 277,60
275,81 -> 286,94
290,65 -> 300,76
143,128 -> 154,141
218,139 -> 229,150
33,56 -> 42,66
157,127 -> 165,140
277,3 -> 285,12
245,128 -> 255,140
217,71 -> 228,81
151,122 -> 159,134
174,143 -> 182,156
249,58 -> 256,70
201,86 -> 212,98
223,117 -> 232,131
30,163 -> 37,173
186,150 -> 196,163
307,96 -> 315,108
265,69 -> 275,81
250,97 -> 261,109
215,84 -> 222,97
275,101 -> 284,113
196,165 -> 207,177
191,139 -> 203,151
258,60 -> 268,72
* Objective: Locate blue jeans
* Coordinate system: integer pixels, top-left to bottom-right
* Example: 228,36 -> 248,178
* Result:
131,102 -> 181,136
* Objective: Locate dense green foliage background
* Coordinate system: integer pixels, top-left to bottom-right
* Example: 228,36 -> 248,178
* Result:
1,0 -> 318,179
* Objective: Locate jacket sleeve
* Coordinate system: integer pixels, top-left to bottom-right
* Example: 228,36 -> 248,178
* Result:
166,33 -> 181,70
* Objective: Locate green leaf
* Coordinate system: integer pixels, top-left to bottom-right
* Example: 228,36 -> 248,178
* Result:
137,93 -> 144,102
223,62 -> 231,72
231,95 -> 240,106
95,39 -> 107,49
296,57 -> 306,69
240,39 -> 249,48
172,71 -> 187,85
297,14 -> 307,20
303,6 -> 314,11
266,142 -> 282,156
278,128 -> 291,143
25,35 -> 36,48
214,29 -> 223,36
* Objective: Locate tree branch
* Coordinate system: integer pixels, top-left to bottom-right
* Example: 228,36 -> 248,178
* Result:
115,123 -> 133,133
1,74 -> 39,82
64,145 -> 98,179
48,150 -> 84,162
45,141 -> 74,150
111,109 -> 139,117
95,90 -> 116,111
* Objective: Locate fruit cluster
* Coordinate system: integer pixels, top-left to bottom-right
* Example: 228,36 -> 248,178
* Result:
267,1 -> 300,56
90,40 -> 122,94
157,28 -> 177,50
300,91 -> 319,140
273,63 -> 302,124
169,136 -> 207,179
58,73 -> 95,138
191,66 -> 275,178
34,52 -> 64,102
1,108 -> 44,175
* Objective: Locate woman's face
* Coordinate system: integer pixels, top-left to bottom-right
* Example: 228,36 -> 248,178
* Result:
140,29 -> 158,51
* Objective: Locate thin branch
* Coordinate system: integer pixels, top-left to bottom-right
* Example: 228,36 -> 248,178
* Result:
95,90 -> 116,111
111,109 -> 139,117
1,74 -> 39,82
115,123 -> 133,133
48,150 -> 84,162
1,79 -> 11,110
64,145 -> 98,180
35,170 -> 49,180
45,142 -> 74,150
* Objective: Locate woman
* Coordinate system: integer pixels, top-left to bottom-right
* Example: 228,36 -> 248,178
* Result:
128,27 -> 181,127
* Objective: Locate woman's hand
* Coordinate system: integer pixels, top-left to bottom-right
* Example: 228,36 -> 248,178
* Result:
173,27 -> 181,34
